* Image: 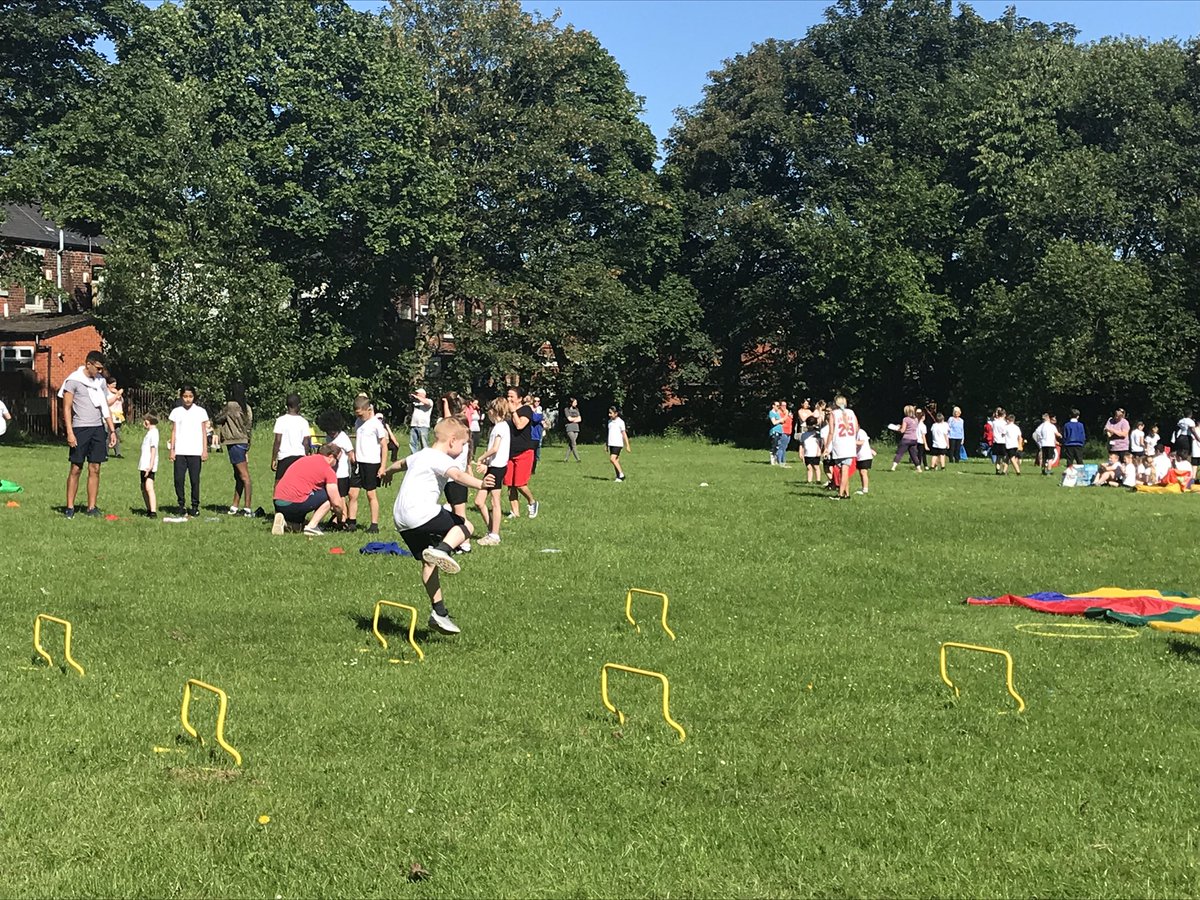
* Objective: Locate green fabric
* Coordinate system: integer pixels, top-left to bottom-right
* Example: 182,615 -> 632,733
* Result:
1084,606 -> 1200,627
0,480 -> 22,493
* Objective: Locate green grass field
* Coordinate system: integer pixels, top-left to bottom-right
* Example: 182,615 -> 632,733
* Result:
2,431 -> 1200,897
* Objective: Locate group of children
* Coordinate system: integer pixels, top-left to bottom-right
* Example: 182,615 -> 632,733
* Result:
765,399 -> 877,497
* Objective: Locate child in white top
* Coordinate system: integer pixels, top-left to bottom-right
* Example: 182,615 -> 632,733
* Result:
1152,444 -> 1172,483
382,418 -> 494,635
139,414 -> 160,516
316,408 -> 353,529
929,414 -> 950,470
990,408 -> 1008,474
473,398 -> 512,545
1130,422 -> 1145,457
799,416 -> 823,484
1004,414 -> 1022,476
348,396 -> 388,534
607,406 -> 630,482
168,385 -> 209,515
1121,453 -> 1139,488
1145,425 -> 1160,457
854,427 -> 875,495
272,393 -> 311,482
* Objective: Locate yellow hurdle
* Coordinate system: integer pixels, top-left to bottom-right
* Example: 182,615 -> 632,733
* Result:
180,679 -> 243,766
371,600 -> 425,662
33,613 -> 85,677
939,642 -> 1026,713
600,662 -> 686,742
624,588 -> 676,640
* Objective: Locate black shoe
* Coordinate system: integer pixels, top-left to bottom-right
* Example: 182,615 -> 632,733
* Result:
366,523 -> 379,534
189,507 -> 200,517
84,507 -> 102,517
64,508 -> 75,519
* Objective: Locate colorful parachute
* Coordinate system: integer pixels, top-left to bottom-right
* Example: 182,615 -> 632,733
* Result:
967,587 -> 1200,628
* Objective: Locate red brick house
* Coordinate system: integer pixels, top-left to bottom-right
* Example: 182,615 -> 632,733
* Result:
1,204 -> 107,433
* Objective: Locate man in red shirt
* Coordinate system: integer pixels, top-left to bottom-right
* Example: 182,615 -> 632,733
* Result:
272,443 -> 345,536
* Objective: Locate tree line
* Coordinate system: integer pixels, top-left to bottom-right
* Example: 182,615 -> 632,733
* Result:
2,0 -> 1196,439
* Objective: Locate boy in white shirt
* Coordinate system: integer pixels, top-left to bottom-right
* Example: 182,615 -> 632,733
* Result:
799,417 -> 824,484
139,413 -> 160,517
168,385 -> 209,516
1004,413 -> 1023,476
607,406 -> 631,482
1145,425 -> 1161,458
928,413 -> 950,471
317,409 -> 354,529
347,396 -> 388,534
1152,444 -> 1172,483
990,408 -> 1008,474
1121,453 -> 1139,488
1130,421 -> 1145,457
1032,413 -> 1060,475
473,398 -> 511,546
854,427 -> 875,495
272,394 -> 311,483
383,418 -> 494,635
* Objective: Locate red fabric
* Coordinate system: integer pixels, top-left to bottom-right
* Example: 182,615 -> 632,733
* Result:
967,594 -> 1200,617
505,449 -> 534,487
274,454 -> 337,503
831,457 -> 858,486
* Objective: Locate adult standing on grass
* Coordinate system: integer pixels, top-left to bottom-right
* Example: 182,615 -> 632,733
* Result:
768,401 -> 783,465
530,394 -> 546,473
1104,408 -> 1130,457
948,407 -> 965,463
889,405 -> 921,472
563,397 -> 582,462
824,394 -> 859,500
505,386 -> 539,518
169,385 -> 209,516
409,388 -> 433,453
59,350 -> 116,518
214,381 -> 254,517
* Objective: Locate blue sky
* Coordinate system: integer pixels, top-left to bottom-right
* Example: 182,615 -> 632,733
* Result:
513,0 -> 1199,149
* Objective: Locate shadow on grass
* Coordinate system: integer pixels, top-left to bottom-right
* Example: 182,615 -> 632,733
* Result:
347,612 -> 435,643
1166,637 -> 1200,662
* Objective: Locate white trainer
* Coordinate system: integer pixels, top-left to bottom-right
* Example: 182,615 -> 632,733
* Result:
428,610 -> 461,634
422,546 -> 462,574
271,513 -> 286,536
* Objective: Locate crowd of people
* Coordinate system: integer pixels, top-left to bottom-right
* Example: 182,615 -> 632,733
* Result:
11,350 -> 636,636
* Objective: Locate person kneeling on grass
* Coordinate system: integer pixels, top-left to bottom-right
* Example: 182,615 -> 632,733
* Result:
382,418 -> 495,635
272,443 -> 345,536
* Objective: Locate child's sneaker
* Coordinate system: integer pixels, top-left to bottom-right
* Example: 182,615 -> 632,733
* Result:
506,512 -> 519,519
527,501 -> 539,518
241,508 -> 254,517
428,610 -> 461,634
85,507 -> 102,517
422,546 -> 462,575
615,475 -> 625,482
303,525 -> 325,536
455,541 -> 472,554
64,508 -> 75,519
477,533 -> 500,546
227,506 -> 239,515
366,523 -> 380,534
271,513 -> 286,536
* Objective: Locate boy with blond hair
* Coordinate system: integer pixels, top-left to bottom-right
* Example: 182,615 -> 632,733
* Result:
383,418 -> 495,634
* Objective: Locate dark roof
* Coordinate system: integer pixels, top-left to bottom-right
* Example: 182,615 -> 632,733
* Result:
0,312 -> 97,340
0,203 -> 107,252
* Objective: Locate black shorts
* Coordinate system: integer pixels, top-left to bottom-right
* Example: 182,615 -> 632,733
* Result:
990,443 -> 1005,458
608,445 -> 622,457
275,455 -> 301,482
140,470 -> 155,484
399,509 -> 467,559
857,458 -> 872,471
485,466 -> 506,489
337,476 -> 350,498
1007,448 -> 1021,460
804,456 -> 821,467
355,462 -> 380,492
68,425 -> 108,466
445,480 -> 468,506
929,448 -> 946,457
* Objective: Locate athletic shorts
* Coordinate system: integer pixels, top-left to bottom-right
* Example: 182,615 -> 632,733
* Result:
804,456 -> 821,467
68,425 -> 108,466
356,462 -> 381,492
485,466 -> 507,489
506,449 -> 534,488
337,476 -> 350,498
139,470 -> 156,484
830,457 -> 853,467
275,455 -> 301,482
856,458 -> 872,470
990,443 -> 1005,459
399,509 -> 467,559
226,443 -> 249,466
608,445 -> 622,458
1007,448 -> 1021,460
929,448 -> 946,456
274,488 -> 328,524
444,480 -> 468,506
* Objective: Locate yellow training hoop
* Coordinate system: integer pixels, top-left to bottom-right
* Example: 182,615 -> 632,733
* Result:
1014,622 -> 1139,640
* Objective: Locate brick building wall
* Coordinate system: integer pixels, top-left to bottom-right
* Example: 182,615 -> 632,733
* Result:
0,323 -> 103,432
1,247 -> 104,313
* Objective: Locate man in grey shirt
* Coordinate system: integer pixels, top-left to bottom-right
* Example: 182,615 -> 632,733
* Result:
58,350 -> 116,517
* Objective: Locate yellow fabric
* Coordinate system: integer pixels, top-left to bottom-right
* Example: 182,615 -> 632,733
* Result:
1151,618 -> 1200,634
1065,587 -> 1200,609
1135,483 -> 1200,494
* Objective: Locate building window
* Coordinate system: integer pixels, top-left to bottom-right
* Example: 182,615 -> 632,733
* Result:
0,347 -> 34,371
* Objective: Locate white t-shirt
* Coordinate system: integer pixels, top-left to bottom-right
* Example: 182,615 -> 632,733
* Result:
916,421 -> 928,444
1005,424 -> 1022,450
801,430 -> 822,457
930,422 -> 950,449
1176,459 -> 1195,477
486,421 -> 511,468
1032,422 -> 1056,447
827,408 -> 857,459
274,414 -> 310,459
990,418 -> 1008,444
1153,453 -> 1172,482
468,407 -> 481,433
0,400 -> 8,436
1122,462 -> 1139,487
393,447 -> 457,530
139,427 -> 160,472
1130,428 -> 1145,453
331,431 -> 352,479
607,417 -> 626,448
1176,418 -> 1195,448
355,415 -> 388,465
1145,433 -> 1160,455
410,399 -> 432,429
855,428 -> 873,462
169,404 -> 209,456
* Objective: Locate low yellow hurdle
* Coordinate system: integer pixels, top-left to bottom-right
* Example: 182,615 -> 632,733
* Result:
33,613 -> 85,677
939,641 -> 1026,713
600,662 -> 686,742
371,600 -> 425,662
624,588 -> 676,640
180,679 -> 243,766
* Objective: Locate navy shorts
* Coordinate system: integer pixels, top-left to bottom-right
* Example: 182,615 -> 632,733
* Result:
274,488 -> 329,524
68,425 -> 108,466
227,443 -> 249,466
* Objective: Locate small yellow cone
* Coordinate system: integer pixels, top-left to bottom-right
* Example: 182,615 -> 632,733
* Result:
258,814 -> 271,825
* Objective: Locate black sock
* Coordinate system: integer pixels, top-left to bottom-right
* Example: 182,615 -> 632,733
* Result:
433,601 -> 448,616
435,541 -> 452,554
